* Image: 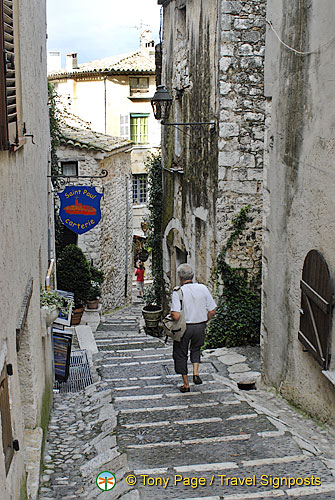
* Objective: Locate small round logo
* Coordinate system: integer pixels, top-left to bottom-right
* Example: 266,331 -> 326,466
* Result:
96,471 -> 116,491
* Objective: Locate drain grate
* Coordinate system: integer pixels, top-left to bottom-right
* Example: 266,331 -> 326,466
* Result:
54,350 -> 93,393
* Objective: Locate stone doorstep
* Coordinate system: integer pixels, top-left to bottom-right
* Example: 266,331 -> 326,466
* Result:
75,325 -> 98,354
218,353 -> 247,365
84,304 -> 102,314
24,427 -> 43,500
81,304 -> 102,333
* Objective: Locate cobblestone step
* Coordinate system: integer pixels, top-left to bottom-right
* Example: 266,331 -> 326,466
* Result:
118,400 -> 258,425
125,433 -> 306,470
110,380 -> 219,397
131,460 -> 335,500
40,301 -> 335,500
114,389 -> 238,411
98,353 -> 172,363
96,339 -> 164,349
118,414 -> 276,448
99,346 -> 170,353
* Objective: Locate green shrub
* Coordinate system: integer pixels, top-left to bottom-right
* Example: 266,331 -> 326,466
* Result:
142,153 -> 164,306
204,287 -> 261,349
56,244 -> 91,307
204,206 -> 261,349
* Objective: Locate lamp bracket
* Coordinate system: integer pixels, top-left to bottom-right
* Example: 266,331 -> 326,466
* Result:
162,121 -> 216,132
48,169 -> 108,187
162,121 -> 215,126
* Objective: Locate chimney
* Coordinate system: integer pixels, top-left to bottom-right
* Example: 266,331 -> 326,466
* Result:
140,30 -> 155,55
47,51 -> 61,72
66,52 -> 78,71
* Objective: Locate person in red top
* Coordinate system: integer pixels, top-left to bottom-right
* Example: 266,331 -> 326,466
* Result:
135,262 -> 145,298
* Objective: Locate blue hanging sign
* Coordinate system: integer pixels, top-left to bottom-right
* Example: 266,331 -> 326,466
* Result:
58,186 -> 103,234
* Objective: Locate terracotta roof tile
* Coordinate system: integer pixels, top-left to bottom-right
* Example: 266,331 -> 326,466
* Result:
59,121 -> 133,153
49,50 -> 155,78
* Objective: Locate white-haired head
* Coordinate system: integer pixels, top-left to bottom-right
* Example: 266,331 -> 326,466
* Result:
177,263 -> 194,283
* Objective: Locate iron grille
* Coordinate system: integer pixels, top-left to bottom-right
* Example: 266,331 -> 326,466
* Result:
54,350 -> 93,393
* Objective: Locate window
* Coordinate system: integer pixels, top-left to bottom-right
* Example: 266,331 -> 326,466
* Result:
0,0 -> 18,150
130,114 -> 149,144
120,114 -> 130,139
129,77 -> 149,96
132,174 -> 147,204
0,366 -> 14,475
61,161 -> 78,176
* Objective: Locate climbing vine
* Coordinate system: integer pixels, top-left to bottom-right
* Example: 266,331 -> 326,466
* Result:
48,83 -> 63,256
204,205 -> 261,349
143,153 -> 164,306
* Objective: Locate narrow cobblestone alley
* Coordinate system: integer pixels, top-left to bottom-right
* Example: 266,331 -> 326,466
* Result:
40,299 -> 335,500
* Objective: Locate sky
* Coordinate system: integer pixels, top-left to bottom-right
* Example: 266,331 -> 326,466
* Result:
47,0 -> 161,66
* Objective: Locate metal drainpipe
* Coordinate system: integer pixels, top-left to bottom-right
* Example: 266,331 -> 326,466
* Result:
125,175 -> 129,297
104,77 -> 107,134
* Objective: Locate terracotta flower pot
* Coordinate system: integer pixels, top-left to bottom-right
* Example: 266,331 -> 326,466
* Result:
87,298 -> 99,309
71,306 -> 85,326
142,305 -> 162,329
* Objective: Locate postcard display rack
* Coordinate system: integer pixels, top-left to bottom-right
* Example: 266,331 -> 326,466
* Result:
52,290 -> 74,382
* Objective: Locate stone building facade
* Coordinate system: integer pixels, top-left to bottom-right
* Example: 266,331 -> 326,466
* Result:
48,34 -> 161,258
262,0 -> 335,424
0,0 -> 53,498
57,123 -> 133,310
158,0 -> 266,294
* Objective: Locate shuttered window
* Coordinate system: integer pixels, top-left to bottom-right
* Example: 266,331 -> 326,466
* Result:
0,0 -> 18,150
120,114 -> 129,139
129,77 -> 149,96
298,250 -> 333,369
0,366 -> 14,474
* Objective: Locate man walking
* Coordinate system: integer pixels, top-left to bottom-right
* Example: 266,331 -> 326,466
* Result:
171,263 -> 216,392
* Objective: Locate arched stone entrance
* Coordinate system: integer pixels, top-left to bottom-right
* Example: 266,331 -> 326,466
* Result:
163,218 -> 190,291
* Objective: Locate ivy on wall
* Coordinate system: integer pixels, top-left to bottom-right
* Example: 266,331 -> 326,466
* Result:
204,205 -> 261,348
143,153 -> 164,306
48,83 -> 63,256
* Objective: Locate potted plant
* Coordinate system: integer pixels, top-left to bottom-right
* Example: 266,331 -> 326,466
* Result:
142,285 -> 163,336
40,289 -> 73,326
56,244 -> 92,325
87,265 -> 104,309
87,283 -> 101,309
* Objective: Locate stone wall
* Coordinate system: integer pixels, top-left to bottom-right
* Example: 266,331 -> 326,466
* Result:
100,152 -> 133,310
216,0 -> 266,277
160,0 -> 266,298
161,0 -> 219,295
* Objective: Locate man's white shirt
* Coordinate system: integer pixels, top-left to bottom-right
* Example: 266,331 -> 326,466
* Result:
171,283 -> 216,323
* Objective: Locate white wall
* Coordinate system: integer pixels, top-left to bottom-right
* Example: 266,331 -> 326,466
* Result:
0,0 -> 52,497
262,0 -> 335,424
54,73 -> 160,144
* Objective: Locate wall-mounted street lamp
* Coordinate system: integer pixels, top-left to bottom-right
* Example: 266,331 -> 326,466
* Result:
151,85 -> 216,131
151,85 -> 173,122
